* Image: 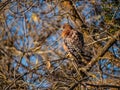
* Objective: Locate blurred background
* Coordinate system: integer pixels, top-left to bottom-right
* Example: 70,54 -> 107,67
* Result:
0,0 -> 120,90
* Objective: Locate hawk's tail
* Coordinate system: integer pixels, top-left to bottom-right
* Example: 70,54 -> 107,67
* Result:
81,49 -> 93,62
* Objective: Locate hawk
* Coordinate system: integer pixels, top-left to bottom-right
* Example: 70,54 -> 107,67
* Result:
61,23 -> 92,66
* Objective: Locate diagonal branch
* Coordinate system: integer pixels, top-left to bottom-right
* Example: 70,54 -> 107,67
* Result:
0,0 -> 12,12
86,83 -> 120,88
69,76 -> 89,90
85,30 -> 120,71
69,0 -> 84,24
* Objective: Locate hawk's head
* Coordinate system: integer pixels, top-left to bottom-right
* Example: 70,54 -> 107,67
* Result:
61,23 -> 73,38
62,23 -> 72,29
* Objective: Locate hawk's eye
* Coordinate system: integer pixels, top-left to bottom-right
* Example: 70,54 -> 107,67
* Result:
63,25 -> 65,29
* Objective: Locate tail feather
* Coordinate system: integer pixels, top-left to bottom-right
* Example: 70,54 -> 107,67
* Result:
81,49 -> 93,62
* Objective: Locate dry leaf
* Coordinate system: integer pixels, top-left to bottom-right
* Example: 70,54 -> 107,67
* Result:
35,58 -> 39,65
31,13 -> 39,23
46,61 -> 51,69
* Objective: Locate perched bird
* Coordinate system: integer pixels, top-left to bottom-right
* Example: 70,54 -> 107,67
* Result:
61,23 -> 92,66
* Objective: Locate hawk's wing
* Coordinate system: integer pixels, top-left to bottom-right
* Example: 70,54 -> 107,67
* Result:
63,30 -> 86,65
63,29 -> 93,65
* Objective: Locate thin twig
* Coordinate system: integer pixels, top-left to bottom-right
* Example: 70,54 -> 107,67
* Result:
69,76 -> 89,90
87,36 -> 111,46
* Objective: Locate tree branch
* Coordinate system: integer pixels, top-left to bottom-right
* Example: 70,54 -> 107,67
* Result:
86,83 -> 120,88
85,30 -> 120,71
0,0 -> 11,12
69,76 -> 89,90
